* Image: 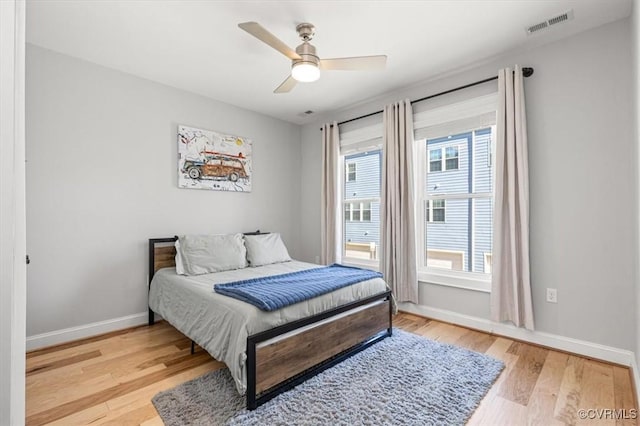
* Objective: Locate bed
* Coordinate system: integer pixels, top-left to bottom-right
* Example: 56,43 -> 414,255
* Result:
147,234 -> 393,410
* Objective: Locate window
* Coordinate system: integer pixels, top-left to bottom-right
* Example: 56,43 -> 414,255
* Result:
346,162 -> 356,182
337,91 -> 497,282
342,151 -> 381,262
426,199 -> 445,222
428,146 -> 459,172
445,146 -> 459,170
344,202 -> 372,222
417,126 -> 494,290
429,149 -> 442,172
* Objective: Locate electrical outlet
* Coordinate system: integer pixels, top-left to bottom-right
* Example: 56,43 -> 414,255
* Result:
546,288 -> 557,303
314,255 -> 320,264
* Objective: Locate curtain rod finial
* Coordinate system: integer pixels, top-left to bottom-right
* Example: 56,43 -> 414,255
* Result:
523,67 -> 534,77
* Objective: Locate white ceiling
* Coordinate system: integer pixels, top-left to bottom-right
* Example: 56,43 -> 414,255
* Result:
26,0 -> 632,125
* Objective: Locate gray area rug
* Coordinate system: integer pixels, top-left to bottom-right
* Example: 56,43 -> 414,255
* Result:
152,329 -> 504,425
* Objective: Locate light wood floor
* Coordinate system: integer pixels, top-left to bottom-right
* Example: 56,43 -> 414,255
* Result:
25,312 -> 637,425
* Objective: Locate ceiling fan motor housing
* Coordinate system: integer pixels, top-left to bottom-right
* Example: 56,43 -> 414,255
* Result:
293,23 -> 319,68
294,42 -> 320,68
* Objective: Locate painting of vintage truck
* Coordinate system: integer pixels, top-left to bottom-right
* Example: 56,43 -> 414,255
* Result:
178,125 -> 252,192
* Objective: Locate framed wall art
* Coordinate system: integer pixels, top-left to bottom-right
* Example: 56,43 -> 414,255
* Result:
178,125 -> 252,192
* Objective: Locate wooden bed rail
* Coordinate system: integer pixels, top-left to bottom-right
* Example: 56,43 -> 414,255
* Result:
246,290 -> 392,409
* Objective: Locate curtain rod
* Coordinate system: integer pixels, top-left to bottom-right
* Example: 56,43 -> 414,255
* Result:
320,67 -> 534,130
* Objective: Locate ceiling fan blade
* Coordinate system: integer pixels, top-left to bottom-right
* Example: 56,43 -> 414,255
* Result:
319,55 -> 387,71
238,22 -> 301,60
274,75 -> 297,93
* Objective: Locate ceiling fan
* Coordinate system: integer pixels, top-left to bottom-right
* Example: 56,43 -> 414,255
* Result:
238,22 -> 387,93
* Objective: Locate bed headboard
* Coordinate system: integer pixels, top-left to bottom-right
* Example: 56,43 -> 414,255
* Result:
147,230 -> 269,285
148,237 -> 177,281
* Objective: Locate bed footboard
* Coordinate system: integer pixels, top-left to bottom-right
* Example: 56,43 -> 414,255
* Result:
246,290 -> 392,410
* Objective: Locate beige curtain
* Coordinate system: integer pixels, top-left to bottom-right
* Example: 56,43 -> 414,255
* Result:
491,66 -> 534,330
381,100 -> 418,303
321,122 -> 340,265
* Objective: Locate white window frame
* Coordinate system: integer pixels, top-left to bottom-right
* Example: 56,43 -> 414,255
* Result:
340,150 -> 381,268
337,93 -> 497,278
338,122 -> 383,270
415,94 -> 497,293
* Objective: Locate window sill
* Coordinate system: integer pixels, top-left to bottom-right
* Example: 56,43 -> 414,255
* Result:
339,261 -> 490,293
418,270 -> 491,293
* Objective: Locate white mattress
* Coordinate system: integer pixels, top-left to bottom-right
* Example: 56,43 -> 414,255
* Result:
148,260 -> 388,394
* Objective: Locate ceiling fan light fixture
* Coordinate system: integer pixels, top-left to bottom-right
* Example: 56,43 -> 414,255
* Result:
291,61 -> 320,82
238,21 -> 386,93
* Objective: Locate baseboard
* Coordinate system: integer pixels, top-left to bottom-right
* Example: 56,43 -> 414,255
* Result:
399,302 -> 636,367
26,311 -> 157,351
631,355 -> 640,409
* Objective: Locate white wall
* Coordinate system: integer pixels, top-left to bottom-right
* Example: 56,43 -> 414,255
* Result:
300,18 -> 636,351
26,45 -> 302,337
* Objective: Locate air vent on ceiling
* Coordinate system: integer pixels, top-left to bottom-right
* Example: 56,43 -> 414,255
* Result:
297,110 -> 315,118
526,9 -> 574,35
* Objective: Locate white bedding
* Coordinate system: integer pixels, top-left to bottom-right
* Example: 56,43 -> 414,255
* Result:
148,260 -> 388,394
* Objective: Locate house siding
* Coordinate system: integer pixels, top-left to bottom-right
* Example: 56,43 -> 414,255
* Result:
426,128 -> 493,273
472,128 -> 493,273
426,132 -> 472,271
344,151 -> 381,255
342,128 -> 493,270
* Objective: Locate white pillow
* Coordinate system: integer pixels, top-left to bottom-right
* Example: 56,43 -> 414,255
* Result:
244,233 -> 292,267
176,233 -> 247,275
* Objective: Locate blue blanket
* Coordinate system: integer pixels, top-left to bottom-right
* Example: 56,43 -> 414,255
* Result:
214,264 -> 383,311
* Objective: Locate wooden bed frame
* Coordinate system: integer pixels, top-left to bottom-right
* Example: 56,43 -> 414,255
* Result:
148,234 -> 392,410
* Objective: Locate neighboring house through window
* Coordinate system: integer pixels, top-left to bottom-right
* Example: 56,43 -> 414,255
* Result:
417,126 -> 494,291
342,151 -> 381,262
336,92 -> 497,289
